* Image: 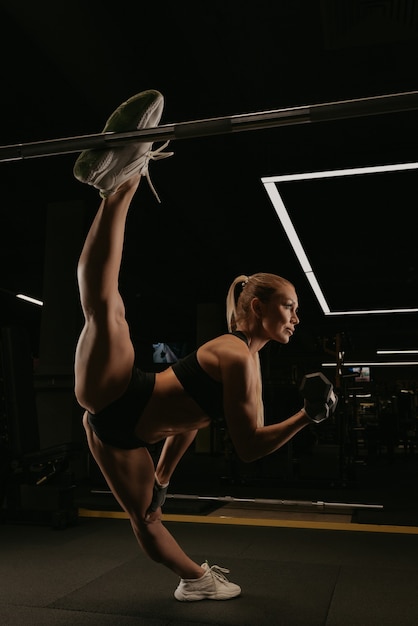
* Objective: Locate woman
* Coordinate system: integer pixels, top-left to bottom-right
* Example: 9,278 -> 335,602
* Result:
73,89 -> 336,601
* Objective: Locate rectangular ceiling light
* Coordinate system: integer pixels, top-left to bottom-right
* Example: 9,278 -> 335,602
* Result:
262,162 -> 418,316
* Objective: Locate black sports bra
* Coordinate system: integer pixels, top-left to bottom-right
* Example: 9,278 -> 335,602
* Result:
171,331 -> 249,421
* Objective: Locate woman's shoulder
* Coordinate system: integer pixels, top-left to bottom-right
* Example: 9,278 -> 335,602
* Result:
193,333 -> 251,382
199,333 -> 250,363
204,332 -> 248,347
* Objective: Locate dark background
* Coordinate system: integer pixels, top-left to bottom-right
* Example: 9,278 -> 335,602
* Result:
0,0 -> 417,396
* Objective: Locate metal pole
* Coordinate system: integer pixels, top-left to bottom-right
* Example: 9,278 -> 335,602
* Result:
165,493 -> 383,510
91,489 -> 383,510
1,91 -> 418,163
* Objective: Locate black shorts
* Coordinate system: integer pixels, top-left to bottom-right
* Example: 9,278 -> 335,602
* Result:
87,368 -> 156,449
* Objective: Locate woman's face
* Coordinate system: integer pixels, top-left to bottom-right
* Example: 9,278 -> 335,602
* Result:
258,286 -> 300,344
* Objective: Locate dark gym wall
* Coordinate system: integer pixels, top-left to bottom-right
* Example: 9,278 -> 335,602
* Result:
35,200 -> 87,450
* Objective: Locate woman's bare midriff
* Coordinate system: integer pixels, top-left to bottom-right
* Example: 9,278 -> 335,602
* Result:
134,367 -> 211,443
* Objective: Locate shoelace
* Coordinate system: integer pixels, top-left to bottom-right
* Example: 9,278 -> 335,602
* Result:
208,564 -> 231,582
140,140 -> 174,203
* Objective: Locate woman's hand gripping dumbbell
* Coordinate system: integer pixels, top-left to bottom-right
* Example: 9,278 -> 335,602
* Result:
300,372 -> 338,423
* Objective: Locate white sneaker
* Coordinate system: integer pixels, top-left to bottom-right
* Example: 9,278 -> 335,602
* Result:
174,562 -> 241,601
73,89 -> 173,201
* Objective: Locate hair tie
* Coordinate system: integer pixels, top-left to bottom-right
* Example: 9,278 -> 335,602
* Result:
234,277 -> 248,305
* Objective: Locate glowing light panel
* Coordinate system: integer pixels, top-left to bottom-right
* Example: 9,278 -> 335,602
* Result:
262,162 -> 418,316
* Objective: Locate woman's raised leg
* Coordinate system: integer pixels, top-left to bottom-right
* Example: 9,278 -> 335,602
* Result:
74,176 -> 139,413
73,89 -> 168,413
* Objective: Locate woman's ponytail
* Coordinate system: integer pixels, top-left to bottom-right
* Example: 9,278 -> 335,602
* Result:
226,274 -> 249,332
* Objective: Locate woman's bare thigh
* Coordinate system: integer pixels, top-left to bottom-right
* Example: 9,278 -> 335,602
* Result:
83,412 -> 154,519
75,313 -> 135,412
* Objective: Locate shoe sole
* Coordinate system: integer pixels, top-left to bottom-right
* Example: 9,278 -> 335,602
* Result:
174,589 -> 241,601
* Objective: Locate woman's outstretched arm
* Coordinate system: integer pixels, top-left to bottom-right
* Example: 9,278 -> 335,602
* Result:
146,430 -> 199,519
156,430 -> 199,485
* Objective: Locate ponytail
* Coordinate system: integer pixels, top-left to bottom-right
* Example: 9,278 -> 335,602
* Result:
226,274 -> 249,332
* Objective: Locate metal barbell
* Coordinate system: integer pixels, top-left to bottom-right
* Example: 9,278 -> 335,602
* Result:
1,90 -> 418,163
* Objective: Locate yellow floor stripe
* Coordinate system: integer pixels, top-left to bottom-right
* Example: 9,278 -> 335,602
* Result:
77,508 -> 418,535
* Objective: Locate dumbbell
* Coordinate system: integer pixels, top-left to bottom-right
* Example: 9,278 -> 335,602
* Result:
299,372 -> 338,423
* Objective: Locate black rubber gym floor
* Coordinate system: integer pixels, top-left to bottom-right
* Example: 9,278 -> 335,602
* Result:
1,508 -> 418,626
2,442 -> 418,625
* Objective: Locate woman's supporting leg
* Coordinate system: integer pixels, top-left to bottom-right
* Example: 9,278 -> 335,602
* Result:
83,413 -> 205,579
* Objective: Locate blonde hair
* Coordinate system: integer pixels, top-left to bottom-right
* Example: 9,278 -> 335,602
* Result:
226,273 -> 294,428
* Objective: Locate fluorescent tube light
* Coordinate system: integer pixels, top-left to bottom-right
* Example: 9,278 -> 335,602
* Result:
16,293 -> 43,306
377,349 -> 418,355
322,361 -> 418,367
